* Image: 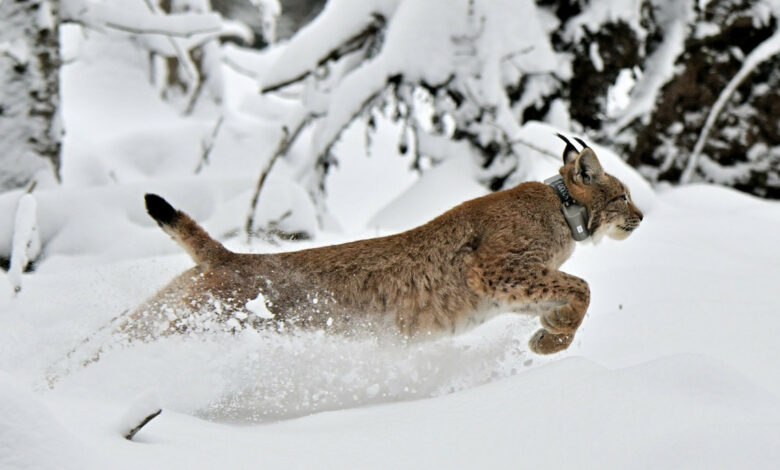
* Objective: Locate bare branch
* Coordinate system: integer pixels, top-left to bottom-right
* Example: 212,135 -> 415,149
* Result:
508,137 -> 560,163
100,21 -> 220,38
195,115 -> 225,173
245,113 -> 314,240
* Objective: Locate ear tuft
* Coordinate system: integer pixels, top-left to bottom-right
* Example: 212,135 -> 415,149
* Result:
573,136 -> 589,149
555,133 -> 579,165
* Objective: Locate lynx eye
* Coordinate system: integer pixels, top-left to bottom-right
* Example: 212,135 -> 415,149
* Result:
620,194 -> 628,202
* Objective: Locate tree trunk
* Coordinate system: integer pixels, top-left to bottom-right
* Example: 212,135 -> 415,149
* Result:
0,0 -> 61,191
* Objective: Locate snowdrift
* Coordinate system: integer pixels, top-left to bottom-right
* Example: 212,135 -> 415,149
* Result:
2,13 -> 780,469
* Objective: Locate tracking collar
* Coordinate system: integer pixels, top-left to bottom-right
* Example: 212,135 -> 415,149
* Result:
544,175 -> 590,241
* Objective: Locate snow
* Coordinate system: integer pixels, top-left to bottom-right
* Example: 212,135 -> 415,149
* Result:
3,7 -> 780,470
4,123 -> 780,467
245,292 -> 274,319
369,150 -> 486,232
261,0 -> 401,91
0,39 -> 30,66
607,0 -> 695,132
589,42 -> 604,72
37,0 -> 55,31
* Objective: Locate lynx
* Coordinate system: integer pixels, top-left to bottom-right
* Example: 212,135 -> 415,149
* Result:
122,136 -> 642,355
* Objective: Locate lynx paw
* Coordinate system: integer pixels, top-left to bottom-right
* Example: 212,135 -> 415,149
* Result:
540,305 -> 582,334
529,328 -> 573,355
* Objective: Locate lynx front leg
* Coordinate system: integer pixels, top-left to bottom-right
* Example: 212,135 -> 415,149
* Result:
527,269 -> 589,354
467,260 -> 590,354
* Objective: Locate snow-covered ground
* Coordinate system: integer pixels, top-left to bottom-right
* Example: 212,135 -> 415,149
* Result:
2,23 -> 780,470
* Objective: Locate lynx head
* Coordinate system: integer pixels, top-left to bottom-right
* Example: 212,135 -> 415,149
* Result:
556,134 -> 643,242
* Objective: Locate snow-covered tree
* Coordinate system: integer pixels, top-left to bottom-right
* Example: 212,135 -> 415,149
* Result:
257,0 -> 564,198
0,0 -> 62,191
257,0 -> 780,200
623,0 -> 780,198
544,0 -> 780,198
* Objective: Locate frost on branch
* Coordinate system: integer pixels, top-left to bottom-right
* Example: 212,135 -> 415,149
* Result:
260,0 -> 562,193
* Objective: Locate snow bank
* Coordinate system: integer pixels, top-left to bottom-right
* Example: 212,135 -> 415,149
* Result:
233,355 -> 778,470
571,184 -> 780,392
0,372 -> 98,470
43,355 -> 780,470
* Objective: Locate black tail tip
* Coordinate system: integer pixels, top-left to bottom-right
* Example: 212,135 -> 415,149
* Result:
144,193 -> 177,226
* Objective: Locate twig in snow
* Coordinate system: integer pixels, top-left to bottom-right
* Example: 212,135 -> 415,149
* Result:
680,30 -> 780,184
124,409 -> 162,441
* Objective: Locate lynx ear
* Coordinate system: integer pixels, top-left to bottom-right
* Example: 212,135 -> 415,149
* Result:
574,148 -> 604,185
555,133 -> 579,165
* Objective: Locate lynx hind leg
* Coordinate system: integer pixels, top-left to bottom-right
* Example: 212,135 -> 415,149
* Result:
468,260 -> 590,354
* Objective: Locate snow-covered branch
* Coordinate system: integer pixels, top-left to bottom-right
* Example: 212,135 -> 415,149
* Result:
261,0 -> 399,93
681,28 -> 780,184
63,1 -> 224,39
262,14 -> 387,93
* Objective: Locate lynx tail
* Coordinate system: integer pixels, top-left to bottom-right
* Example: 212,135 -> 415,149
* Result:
144,193 -> 231,266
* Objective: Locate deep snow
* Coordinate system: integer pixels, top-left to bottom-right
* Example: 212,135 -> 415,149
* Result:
3,145 -> 780,469
2,12 -> 780,470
